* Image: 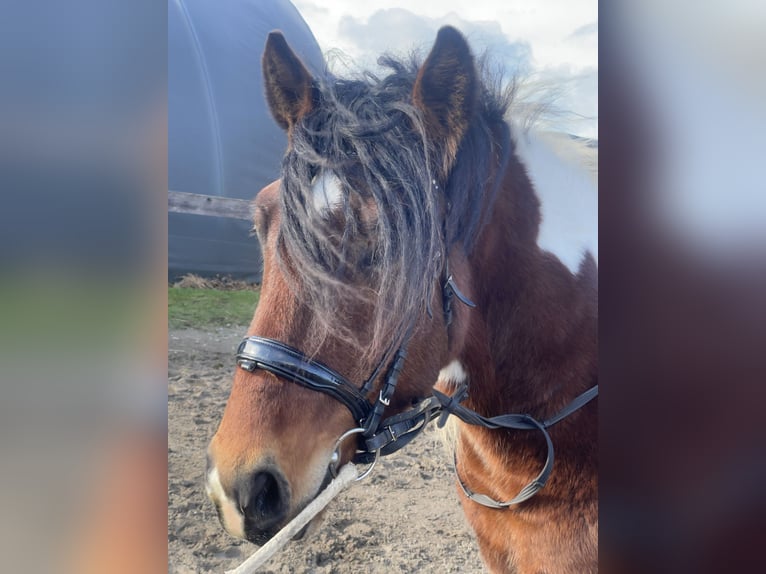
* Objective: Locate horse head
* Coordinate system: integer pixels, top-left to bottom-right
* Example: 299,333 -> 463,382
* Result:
206,27 -> 482,544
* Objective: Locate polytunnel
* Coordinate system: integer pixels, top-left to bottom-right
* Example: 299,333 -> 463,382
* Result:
168,0 -> 324,281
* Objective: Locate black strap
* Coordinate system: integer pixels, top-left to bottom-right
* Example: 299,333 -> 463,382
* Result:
433,384 -> 598,508
542,384 -> 599,427
362,327 -> 414,437
452,419 -> 552,507
235,333 -> 416,436
236,337 -> 371,425
356,383 -> 598,507
361,384 -> 598,460
442,255 -> 477,328
432,384 -> 598,432
356,396 -> 442,463
431,384 -> 598,433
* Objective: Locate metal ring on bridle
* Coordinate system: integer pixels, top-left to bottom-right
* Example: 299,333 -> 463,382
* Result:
329,427 -> 380,481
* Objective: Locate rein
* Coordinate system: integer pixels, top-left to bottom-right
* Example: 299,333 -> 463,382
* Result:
235,276 -> 598,506
354,382 -> 598,507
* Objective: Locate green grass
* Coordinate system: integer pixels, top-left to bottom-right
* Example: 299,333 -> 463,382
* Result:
168,287 -> 260,329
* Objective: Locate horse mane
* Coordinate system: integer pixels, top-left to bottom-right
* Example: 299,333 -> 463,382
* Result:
275,52 -> 515,364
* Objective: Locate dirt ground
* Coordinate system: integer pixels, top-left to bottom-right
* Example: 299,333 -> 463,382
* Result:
168,326 -> 484,573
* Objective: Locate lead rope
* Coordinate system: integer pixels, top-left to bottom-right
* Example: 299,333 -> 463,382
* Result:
225,464 -> 358,574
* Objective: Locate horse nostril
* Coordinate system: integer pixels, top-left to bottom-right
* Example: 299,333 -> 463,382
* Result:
238,469 -> 288,530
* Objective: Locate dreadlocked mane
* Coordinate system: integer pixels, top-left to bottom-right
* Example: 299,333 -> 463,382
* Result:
276,53 -> 513,365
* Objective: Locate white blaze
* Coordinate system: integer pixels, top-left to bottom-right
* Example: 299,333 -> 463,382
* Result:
205,466 -> 245,539
311,171 -> 343,213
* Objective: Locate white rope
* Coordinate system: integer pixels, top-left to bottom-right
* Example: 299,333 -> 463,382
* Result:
224,464 -> 358,574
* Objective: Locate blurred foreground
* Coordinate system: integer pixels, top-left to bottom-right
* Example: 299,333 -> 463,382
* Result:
0,2 -> 167,572
600,1 -> 766,571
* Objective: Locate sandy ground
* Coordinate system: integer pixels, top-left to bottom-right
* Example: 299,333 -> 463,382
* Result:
168,326 -> 484,573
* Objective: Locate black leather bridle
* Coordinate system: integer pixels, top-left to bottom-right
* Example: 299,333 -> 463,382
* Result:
235,271 -> 598,506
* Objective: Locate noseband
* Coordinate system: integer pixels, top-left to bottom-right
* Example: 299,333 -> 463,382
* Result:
235,273 -> 598,505
236,331 -> 411,440
236,337 -> 373,427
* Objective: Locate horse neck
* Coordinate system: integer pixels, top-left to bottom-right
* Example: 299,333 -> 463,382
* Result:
458,139 -> 598,422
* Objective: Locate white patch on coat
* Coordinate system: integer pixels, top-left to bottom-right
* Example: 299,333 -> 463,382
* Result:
436,360 -> 468,455
512,126 -> 598,274
437,360 -> 468,386
205,466 -> 245,539
311,171 -> 343,213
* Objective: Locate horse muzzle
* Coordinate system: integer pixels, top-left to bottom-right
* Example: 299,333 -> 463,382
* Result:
206,459 -> 291,544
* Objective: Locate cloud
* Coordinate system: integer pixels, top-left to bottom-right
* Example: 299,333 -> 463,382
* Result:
570,21 -> 597,39
337,9 -> 532,76
292,3 -> 597,138
334,8 -> 596,137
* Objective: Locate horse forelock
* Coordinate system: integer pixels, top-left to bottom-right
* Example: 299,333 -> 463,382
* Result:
273,53 -> 514,364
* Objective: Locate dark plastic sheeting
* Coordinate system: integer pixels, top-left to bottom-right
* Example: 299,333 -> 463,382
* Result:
168,0 -> 324,282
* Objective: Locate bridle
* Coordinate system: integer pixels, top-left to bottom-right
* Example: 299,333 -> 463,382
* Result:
235,268 -> 598,506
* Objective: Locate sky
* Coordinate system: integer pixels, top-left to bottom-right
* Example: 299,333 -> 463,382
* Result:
291,0 -> 597,139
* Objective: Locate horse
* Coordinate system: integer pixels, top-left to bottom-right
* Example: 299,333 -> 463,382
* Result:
206,26 -> 598,573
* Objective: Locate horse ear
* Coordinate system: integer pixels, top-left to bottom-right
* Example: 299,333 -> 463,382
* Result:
262,31 -> 314,130
413,26 -> 478,177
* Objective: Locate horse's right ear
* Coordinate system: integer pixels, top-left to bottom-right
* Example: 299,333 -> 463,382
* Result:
262,31 -> 314,130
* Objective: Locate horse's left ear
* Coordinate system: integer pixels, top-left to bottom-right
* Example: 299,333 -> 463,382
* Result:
413,26 -> 478,178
